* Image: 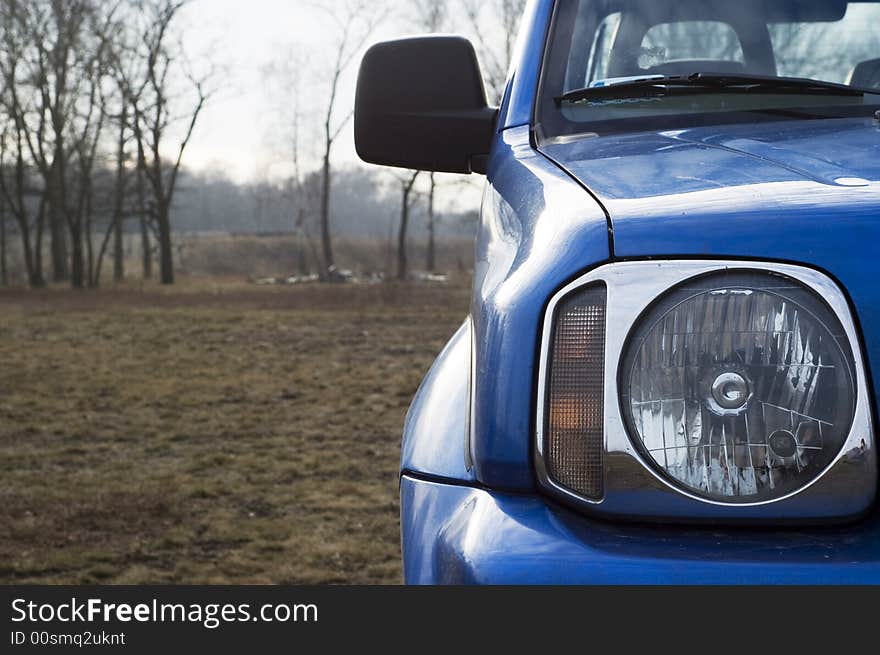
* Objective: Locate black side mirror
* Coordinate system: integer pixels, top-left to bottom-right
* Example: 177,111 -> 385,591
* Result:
355,36 -> 498,175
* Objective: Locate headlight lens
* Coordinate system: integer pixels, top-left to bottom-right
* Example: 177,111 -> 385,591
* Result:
620,271 -> 856,503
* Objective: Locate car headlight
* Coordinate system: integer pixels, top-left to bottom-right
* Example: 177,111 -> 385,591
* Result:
537,262 -> 875,523
619,271 -> 856,503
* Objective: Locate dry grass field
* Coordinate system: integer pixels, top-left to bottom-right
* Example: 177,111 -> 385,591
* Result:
0,278 -> 470,584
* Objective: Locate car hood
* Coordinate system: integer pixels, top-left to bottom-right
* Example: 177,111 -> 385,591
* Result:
540,114 -> 880,441
540,116 -> 880,250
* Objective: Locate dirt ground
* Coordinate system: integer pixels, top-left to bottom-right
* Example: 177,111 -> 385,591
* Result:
0,278 -> 470,584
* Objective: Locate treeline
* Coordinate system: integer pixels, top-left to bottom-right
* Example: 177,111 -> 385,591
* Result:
174,166 -> 478,241
260,0 -> 525,282
0,0 -> 524,288
0,0 -> 208,288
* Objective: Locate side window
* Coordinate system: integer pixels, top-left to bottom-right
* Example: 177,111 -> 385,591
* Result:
639,21 -> 744,69
585,12 -> 622,85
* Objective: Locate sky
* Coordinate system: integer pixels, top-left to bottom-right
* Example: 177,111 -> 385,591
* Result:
177,0 -> 424,183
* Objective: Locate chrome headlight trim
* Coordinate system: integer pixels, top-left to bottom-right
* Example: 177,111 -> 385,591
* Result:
535,260 -> 876,522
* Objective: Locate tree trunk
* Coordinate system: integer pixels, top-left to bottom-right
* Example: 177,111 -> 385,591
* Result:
34,197 -> 46,287
6,138 -> 40,287
16,215 -> 36,288
397,172 -> 419,281
136,163 -> 152,280
0,207 -> 7,287
157,202 -> 174,285
69,166 -> 86,289
397,203 -> 408,281
386,214 -> 395,275
141,217 -> 152,279
426,173 -> 436,273
319,150 -> 334,276
113,212 -> 123,283
70,224 -> 85,289
85,182 -> 95,287
113,112 -> 127,283
48,155 -> 70,283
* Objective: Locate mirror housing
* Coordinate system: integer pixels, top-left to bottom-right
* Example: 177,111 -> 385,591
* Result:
355,36 -> 498,175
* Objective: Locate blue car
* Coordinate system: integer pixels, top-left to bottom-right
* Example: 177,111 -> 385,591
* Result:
354,0 -> 880,584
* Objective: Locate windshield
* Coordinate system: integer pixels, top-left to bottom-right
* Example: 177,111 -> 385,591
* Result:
539,0 -> 880,138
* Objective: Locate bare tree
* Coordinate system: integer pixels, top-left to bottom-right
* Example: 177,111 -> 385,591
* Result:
313,0 -> 386,278
35,0 -> 111,287
0,0 -> 124,288
69,20 -> 115,289
3,0 -> 75,284
412,0 -> 447,35
69,72 -> 107,288
135,145 -> 152,279
0,173 -> 6,287
106,30 -> 136,284
0,121 -> 44,288
0,2 -> 46,288
260,48 -> 322,275
109,102 -> 129,283
94,2 -> 156,286
88,97 -> 132,288
396,170 -> 420,280
425,173 -> 438,272
460,0 -> 526,101
129,0 -> 212,285
0,70 -> 8,287
33,1 -> 75,284
109,10 -> 154,282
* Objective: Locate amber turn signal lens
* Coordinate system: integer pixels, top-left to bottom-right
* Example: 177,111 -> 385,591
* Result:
545,284 -> 607,500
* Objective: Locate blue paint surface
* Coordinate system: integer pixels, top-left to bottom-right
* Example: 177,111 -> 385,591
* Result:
401,321 -> 475,483
498,0 -> 555,129
402,476 -> 880,585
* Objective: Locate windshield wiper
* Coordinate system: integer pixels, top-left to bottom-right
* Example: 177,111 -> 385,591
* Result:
556,73 -> 867,104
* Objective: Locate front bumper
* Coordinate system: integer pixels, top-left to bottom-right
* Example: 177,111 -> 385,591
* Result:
401,475 -> 880,585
